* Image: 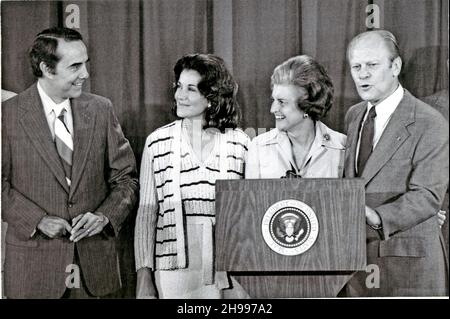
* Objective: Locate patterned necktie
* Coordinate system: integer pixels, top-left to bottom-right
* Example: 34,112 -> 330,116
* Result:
357,106 -> 377,177
54,108 -> 73,186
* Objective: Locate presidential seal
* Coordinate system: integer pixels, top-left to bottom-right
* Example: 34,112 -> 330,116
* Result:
261,199 -> 319,256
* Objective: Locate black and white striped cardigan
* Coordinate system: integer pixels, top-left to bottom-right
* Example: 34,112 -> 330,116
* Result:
135,120 -> 249,270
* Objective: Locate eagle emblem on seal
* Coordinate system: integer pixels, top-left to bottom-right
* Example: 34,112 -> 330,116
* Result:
274,212 -> 305,243
262,199 -> 319,256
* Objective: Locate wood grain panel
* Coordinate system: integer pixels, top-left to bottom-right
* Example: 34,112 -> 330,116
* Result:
215,178 -> 366,297
230,272 -> 354,298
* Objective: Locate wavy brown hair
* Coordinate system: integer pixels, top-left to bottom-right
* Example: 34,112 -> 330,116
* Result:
173,53 -> 240,132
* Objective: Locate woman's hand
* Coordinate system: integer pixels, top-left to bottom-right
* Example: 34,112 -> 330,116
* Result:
136,268 -> 158,299
437,210 -> 446,228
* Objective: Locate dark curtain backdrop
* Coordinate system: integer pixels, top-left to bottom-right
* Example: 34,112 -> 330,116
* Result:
1,0 -> 448,297
2,0 -> 448,160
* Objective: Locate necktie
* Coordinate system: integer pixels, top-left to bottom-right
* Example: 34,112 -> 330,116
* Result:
357,106 -> 377,177
54,109 -> 73,186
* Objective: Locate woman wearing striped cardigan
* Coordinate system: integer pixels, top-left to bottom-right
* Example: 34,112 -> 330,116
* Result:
135,54 -> 250,299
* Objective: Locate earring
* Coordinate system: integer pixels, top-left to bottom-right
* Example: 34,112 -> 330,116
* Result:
207,102 -> 211,108
303,113 -> 309,118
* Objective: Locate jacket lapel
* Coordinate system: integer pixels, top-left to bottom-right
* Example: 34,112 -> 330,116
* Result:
306,122 -> 328,161
361,91 -> 415,185
276,131 -> 297,171
69,97 -> 96,198
19,84 -> 70,193
344,103 -> 366,178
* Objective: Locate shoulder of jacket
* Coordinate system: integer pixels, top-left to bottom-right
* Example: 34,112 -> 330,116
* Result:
317,121 -> 346,150
78,92 -> 111,106
146,121 -> 178,145
347,101 -> 366,116
224,127 -> 251,142
251,129 -> 278,146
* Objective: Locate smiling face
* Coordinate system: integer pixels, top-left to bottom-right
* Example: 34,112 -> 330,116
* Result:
43,40 -> 89,104
349,35 -> 401,104
174,69 -> 209,120
270,84 -> 308,133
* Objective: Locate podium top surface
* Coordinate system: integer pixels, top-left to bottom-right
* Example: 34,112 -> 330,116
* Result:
216,177 -> 365,191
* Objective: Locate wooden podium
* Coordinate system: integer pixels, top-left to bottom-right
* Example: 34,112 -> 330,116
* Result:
215,178 -> 366,298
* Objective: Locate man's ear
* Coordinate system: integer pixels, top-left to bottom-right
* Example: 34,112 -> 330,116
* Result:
391,56 -> 402,77
39,62 -> 54,79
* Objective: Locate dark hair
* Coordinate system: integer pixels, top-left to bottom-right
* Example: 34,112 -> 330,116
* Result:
347,30 -> 401,62
29,27 -> 83,77
173,53 -> 240,132
271,55 -> 334,121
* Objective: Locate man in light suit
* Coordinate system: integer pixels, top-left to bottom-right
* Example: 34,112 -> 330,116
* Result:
1,27 -> 138,298
343,30 -> 448,296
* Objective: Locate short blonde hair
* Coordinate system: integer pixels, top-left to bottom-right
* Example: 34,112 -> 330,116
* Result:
347,29 -> 400,62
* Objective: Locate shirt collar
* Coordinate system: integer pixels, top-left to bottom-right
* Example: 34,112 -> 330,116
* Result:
315,121 -> 345,150
267,122 -> 344,150
37,81 -> 71,116
367,84 -> 404,121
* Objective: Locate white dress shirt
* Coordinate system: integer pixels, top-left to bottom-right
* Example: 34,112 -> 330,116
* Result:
30,83 -> 74,237
356,84 -> 404,174
37,81 -> 73,140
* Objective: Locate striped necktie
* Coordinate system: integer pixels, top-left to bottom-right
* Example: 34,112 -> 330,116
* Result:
54,108 -> 73,186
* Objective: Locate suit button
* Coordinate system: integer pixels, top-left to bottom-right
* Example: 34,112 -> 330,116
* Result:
68,202 -> 74,208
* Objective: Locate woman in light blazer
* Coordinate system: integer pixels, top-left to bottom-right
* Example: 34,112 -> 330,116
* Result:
246,55 -> 345,179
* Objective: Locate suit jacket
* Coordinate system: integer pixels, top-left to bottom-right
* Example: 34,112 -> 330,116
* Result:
343,89 -> 449,296
1,84 -> 138,298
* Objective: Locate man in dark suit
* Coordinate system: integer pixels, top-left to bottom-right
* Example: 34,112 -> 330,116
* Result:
343,30 -> 448,296
2,27 -> 138,298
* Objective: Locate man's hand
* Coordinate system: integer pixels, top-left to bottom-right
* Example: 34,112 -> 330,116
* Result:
365,205 -> 382,228
136,268 -> 158,299
70,212 -> 109,242
437,210 -> 446,228
37,216 -> 72,238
